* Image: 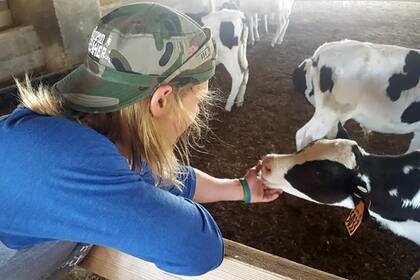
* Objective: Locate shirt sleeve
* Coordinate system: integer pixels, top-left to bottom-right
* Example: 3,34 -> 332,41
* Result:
162,166 -> 196,200
0,124 -> 223,276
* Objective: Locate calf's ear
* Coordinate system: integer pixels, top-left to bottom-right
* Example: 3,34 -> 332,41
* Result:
336,122 -> 350,139
292,63 -> 307,96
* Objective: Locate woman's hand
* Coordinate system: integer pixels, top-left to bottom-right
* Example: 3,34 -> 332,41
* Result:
243,163 -> 283,203
193,166 -> 282,204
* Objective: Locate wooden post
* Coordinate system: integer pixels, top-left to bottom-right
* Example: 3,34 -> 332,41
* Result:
81,239 -> 347,280
0,0 -> 12,29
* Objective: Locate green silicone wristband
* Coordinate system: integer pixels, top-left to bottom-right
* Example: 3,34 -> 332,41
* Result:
239,178 -> 251,204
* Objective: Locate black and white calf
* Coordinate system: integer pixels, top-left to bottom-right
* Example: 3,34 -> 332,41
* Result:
261,138 -> 420,245
293,40 -> 420,152
197,10 -> 249,111
214,0 -> 294,47
247,0 -> 294,47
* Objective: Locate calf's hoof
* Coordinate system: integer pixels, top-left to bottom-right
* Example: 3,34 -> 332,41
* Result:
224,104 -> 233,112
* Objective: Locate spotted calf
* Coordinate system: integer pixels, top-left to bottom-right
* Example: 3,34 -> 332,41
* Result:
293,40 -> 420,152
199,9 -> 249,111
214,0 -> 294,47
261,138 -> 420,246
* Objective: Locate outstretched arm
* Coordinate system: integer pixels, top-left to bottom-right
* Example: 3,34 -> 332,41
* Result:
193,164 -> 283,204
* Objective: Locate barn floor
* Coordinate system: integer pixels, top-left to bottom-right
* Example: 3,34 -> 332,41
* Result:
191,1 -> 420,280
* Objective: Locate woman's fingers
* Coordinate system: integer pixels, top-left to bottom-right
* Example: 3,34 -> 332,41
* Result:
263,188 -> 283,202
265,188 -> 283,196
263,191 -> 281,202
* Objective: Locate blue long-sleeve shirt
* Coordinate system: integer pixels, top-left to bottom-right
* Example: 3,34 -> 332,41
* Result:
0,108 -> 224,276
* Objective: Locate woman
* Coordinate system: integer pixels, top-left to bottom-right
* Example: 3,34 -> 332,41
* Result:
0,3 -> 282,279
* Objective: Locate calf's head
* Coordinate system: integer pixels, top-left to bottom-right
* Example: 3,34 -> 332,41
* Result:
292,58 -> 315,106
262,139 -> 367,208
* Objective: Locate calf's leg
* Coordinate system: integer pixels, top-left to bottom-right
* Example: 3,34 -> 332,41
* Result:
234,68 -> 249,107
277,17 -> 290,45
271,15 -> 290,47
263,14 -> 268,33
247,15 -> 255,45
296,110 -> 339,151
223,59 -> 244,111
253,13 -> 260,42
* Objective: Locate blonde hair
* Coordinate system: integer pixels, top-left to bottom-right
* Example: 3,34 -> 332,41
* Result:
16,75 -> 214,187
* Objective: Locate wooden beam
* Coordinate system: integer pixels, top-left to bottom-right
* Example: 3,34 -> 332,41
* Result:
81,239 -> 347,280
0,26 -> 41,60
0,49 -> 45,82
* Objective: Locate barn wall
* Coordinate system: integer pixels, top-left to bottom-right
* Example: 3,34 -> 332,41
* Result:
8,0 -> 100,72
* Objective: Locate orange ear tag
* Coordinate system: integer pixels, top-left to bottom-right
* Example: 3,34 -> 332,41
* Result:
345,200 -> 366,236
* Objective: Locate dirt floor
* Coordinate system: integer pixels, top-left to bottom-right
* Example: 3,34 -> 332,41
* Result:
188,1 -> 420,280
64,1 -> 418,279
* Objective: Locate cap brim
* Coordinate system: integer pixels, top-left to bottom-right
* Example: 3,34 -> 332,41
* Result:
53,64 -> 155,113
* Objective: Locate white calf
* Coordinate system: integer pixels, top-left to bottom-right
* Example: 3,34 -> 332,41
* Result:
265,0 -> 295,47
293,40 -> 420,152
201,10 -> 249,111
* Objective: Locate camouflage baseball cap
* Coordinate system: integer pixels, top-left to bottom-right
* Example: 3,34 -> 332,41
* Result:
53,2 -> 216,113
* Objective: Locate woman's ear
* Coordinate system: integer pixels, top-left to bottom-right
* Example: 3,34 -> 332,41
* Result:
150,85 -> 173,118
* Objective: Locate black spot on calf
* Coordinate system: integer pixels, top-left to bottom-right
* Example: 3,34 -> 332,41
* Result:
292,63 -> 307,96
353,147 -> 420,222
220,22 -> 238,50
159,42 -> 174,67
401,101 -> 420,124
387,50 -> 420,101
285,160 -> 357,204
320,66 -> 334,93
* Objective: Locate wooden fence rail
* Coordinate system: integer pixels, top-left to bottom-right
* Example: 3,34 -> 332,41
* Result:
81,239 -> 347,280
